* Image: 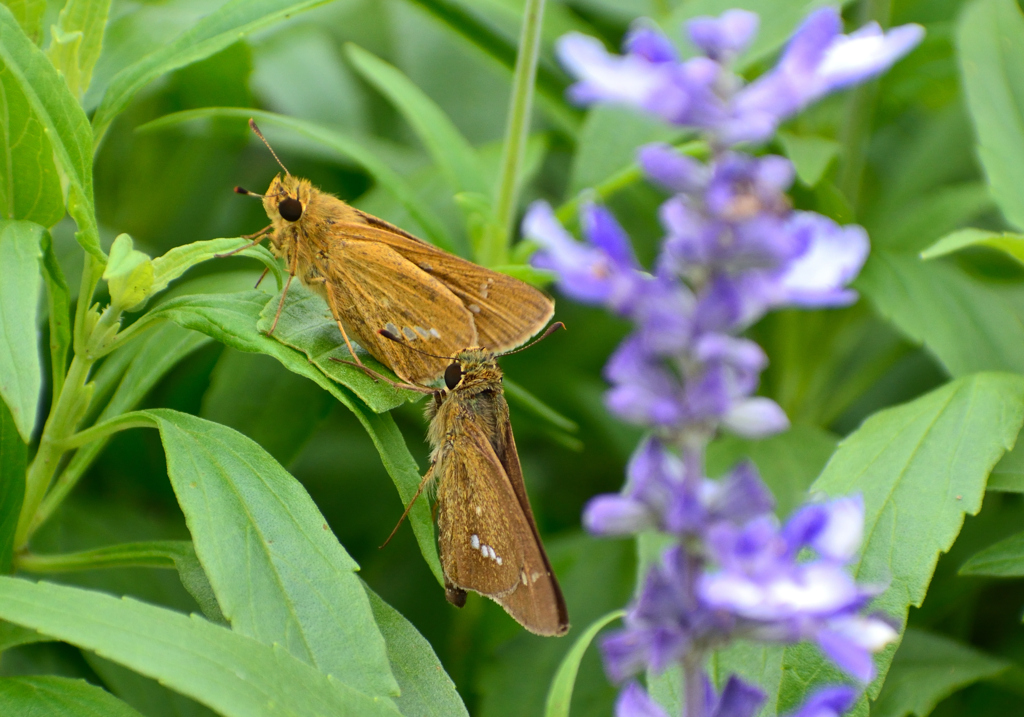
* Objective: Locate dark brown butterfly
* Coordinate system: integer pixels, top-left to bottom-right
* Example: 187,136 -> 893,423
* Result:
360,326 -> 570,636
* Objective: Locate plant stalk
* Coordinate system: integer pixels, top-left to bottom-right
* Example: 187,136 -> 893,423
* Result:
836,0 -> 892,210
14,353 -> 93,549
489,0 -> 547,266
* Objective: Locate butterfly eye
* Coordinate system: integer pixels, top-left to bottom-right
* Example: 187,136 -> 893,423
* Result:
444,362 -> 462,390
278,196 -> 303,222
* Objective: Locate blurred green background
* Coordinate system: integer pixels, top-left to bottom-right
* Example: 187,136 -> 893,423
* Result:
8,0 -> 1024,714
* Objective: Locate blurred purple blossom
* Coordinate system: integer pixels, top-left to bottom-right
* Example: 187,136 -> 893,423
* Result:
556,7 -> 923,147
525,7 -> 917,717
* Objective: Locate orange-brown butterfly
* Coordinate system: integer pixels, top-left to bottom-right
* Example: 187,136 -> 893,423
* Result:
356,324 -> 569,636
228,120 -> 554,384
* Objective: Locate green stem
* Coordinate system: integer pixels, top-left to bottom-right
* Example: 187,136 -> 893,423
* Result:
15,354 -> 93,549
16,540 -> 191,573
836,0 -> 892,210
30,412 -> 155,539
73,254 -> 103,352
489,0 -> 547,266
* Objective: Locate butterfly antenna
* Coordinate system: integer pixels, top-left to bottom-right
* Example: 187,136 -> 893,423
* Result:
248,118 -> 290,175
497,322 -> 565,357
234,186 -> 286,199
379,328 -> 454,361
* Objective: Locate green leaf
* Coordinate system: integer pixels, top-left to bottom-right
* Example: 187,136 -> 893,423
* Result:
138,109 -> 456,253
957,0 -> 1024,231
140,408 -> 399,699
0,5 -> 100,258
0,675 -> 146,716
364,584 -> 468,717
45,0 -> 112,99
0,619 -> 45,651
40,230 -> 70,406
149,290 -> 404,414
777,131 -> 840,187
866,182 -> 994,253
870,629 -> 1008,717
398,0 -> 581,135
146,292 -> 443,583
920,227 -> 1024,265
2,0 -> 45,44
567,106 -> 679,199
0,397 -> 26,573
345,43 -> 489,198
990,438 -> 1024,493
959,530 -> 1024,577
544,609 -> 624,717
202,349 -> 332,466
0,576 -> 402,716
18,541 -> 226,621
775,373 -> 1024,711
0,51 -> 64,226
0,220 -> 43,442
707,424 -> 838,518
91,0 -> 332,144
150,236 -> 284,298
253,285 -> 411,412
857,252 -> 1024,376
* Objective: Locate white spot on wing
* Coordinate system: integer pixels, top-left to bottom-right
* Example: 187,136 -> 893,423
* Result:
429,328 -> 441,339
470,534 -> 480,550
402,327 -> 418,341
468,303 -> 481,314
385,322 -> 399,336
414,326 -> 431,339
474,506 -> 482,516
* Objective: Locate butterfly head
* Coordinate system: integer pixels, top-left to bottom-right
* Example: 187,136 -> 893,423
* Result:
264,174 -> 312,225
444,348 -> 500,391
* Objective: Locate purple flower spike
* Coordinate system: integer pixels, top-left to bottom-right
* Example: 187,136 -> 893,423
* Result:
615,682 -> 670,717
784,685 -> 857,717
709,675 -> 766,717
640,143 -> 710,194
687,10 -> 760,61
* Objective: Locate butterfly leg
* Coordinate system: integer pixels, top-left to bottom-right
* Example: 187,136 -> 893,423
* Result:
380,464 -> 437,549
215,225 -> 273,258
329,358 -> 433,394
267,250 -> 300,335
321,279 -> 368,370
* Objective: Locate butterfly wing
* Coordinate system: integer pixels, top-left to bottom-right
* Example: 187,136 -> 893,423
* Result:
326,240 -> 476,383
341,212 -> 555,352
437,416 -> 569,636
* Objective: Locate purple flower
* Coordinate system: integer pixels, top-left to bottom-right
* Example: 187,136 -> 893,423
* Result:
616,682 -> 670,717
687,10 -> 759,61
709,675 -> 766,717
557,7 -> 922,149
727,9 -> 924,145
784,686 -> 857,717
524,201 -> 641,307
816,614 -> 898,682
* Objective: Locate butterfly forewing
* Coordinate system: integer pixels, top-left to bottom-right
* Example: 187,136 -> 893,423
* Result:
346,213 -> 555,351
438,418 -> 569,636
326,240 -> 477,383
